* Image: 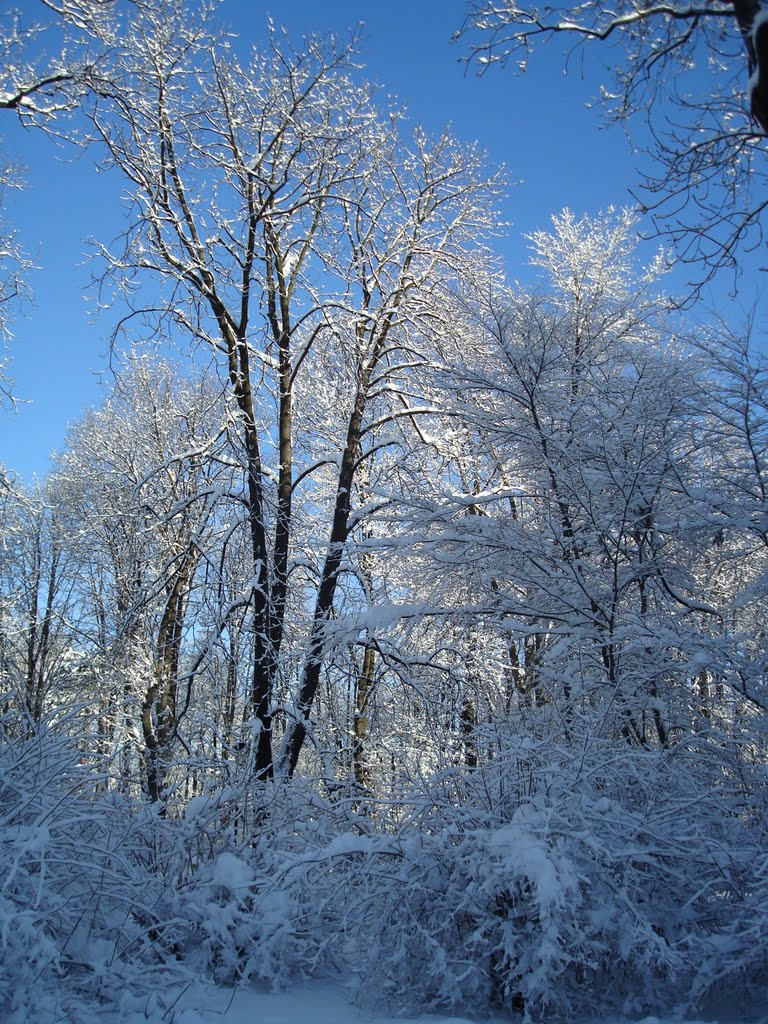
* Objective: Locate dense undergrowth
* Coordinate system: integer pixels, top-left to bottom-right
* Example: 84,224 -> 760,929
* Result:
2,710 -> 767,1023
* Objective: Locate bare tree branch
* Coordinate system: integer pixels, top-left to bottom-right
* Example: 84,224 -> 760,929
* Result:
459,1 -> 768,288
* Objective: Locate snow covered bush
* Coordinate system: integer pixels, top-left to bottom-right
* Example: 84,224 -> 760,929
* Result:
2,697 -> 767,1023
0,726 -> 356,1017
166,730 -> 768,1021
342,731 -> 768,1021
0,714 -> 191,1022
0,730 -> 329,1016
163,776 -> 360,990
235,726 -> 763,1021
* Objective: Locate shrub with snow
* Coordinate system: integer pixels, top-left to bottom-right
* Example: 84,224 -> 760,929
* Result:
0,719 -> 190,1021
2,710 -> 767,1022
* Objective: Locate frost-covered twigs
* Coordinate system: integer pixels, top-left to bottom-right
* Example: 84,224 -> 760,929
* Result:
0,721 -> 188,1021
0,1 -> 117,123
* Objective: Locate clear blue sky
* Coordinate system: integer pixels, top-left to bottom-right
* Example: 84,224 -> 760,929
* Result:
0,0 -> 761,482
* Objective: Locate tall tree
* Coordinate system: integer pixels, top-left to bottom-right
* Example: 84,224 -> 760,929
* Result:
418,209 -> 716,747
54,356 -> 229,801
82,2 -> 501,782
0,480 -> 73,732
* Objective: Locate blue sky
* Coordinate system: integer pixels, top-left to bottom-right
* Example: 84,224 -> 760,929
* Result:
0,0 -> 761,482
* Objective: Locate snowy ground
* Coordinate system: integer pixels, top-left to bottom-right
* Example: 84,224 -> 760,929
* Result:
100,979 -> 759,1024
106,981 -> 506,1024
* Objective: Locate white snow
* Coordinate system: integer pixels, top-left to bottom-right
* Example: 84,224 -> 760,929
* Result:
210,851 -> 255,892
90,979 -> 735,1024
94,980 -> 500,1024
488,805 -> 565,909
323,831 -> 376,857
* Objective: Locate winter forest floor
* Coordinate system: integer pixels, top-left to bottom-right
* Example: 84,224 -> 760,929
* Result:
92,979 -> 508,1024
86,978 -> 766,1024
81,974 -> 765,1024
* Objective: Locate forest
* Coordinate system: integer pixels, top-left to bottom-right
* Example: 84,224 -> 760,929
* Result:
2,2 -> 768,1022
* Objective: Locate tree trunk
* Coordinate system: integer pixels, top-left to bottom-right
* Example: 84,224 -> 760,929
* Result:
353,642 -> 375,788
141,545 -> 198,804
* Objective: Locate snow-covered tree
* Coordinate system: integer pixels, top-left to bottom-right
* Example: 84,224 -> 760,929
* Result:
402,211 -> 717,750
0,477 -> 76,731
79,2 -> 502,783
53,355 -> 231,801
